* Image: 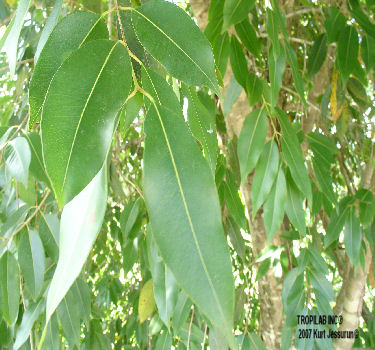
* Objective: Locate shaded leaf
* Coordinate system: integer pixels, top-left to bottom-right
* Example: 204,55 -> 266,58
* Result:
235,18 -> 261,58
361,34 -> 375,71
229,35 -> 248,88
324,7 -> 346,43
225,215 -> 246,261
356,188 -> 375,227
337,25 -> 359,80
139,279 -> 156,324
222,0 -> 254,31
307,33 -> 327,77
269,46 -> 286,109
120,198 -> 142,242
213,32 -> 230,79
344,206 -> 362,266
246,73 -> 263,106
38,213 -> 59,262
223,76 -> 242,116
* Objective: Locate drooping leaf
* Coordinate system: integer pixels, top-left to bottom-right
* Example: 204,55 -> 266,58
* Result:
235,18 -> 261,58
23,133 -> 51,187
277,109 -> 311,202
41,40 -> 131,206
13,298 -> 45,350
213,32 -> 230,79
348,0 -> 375,40
263,167 -> 287,241
34,0 -> 63,62
4,136 -> 31,187
344,206 -> 362,266
347,77 -> 369,108
324,7 -> 346,43
120,92 -> 143,138
131,1 -> 220,96
29,11 -> 108,128
251,140 -> 279,218
361,34 -> 375,72
356,188 -> 375,227
237,108 -> 267,183
337,25 -> 359,80
142,74 -> 234,345
155,331 -> 173,350
46,165 -> 107,321
229,35 -> 248,88
308,269 -> 334,302
147,230 -> 178,328
225,215 -> 246,261
18,229 -> 45,299
247,332 -> 267,350
172,291 -> 192,333
269,45 -> 286,109
0,251 -> 20,325
285,172 -> 306,236
266,8 -> 280,54
209,327 -> 227,350
120,198 -> 142,242
222,0 -> 254,31
183,84 -> 218,174
223,76 -> 242,116
139,279 -> 156,324
43,314 -> 60,350
38,213 -> 59,262
255,258 -> 271,282
3,0 -> 32,74
312,157 -> 336,204
307,33 -> 328,77
204,0 -> 224,43
245,73 -> 263,106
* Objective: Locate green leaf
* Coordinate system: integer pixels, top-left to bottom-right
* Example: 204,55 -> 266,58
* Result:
309,269 -> 334,301
356,188 -> 375,227
361,34 -> 375,72
43,314 -> 59,350
277,109 -> 311,202
229,34 -> 248,88
4,136 -> 31,187
337,25 -> 359,80
237,108 -> 267,183
266,8 -> 280,54
225,215 -> 246,261
245,73 -> 263,106
183,84 -> 218,174
255,258 -> 271,281
13,298 -> 45,350
251,140 -> 279,218
269,46 -> 286,109
155,331 -> 172,350
222,0 -> 254,31
131,1 -> 220,96
324,7 -> 346,43
308,246 -> 329,276
213,33 -> 230,79
347,77 -> 369,108
29,11 -> 108,128
285,171 -> 306,236
147,230 -> 178,328
41,40 -> 131,206
205,0 -> 224,43
23,133 -> 51,187
142,74 -> 234,345
247,332 -> 267,350
120,92 -> 143,138
34,0 -> 63,62
172,291 -> 192,333
120,198 -> 142,242
0,251 -> 20,325
18,229 -> 45,299
3,0 -> 32,74
312,157 -> 336,204
344,206 -> 362,266
235,18 -> 261,58
39,213 -> 59,262
348,0 -> 375,40
307,33 -> 328,77
139,279 -> 156,323
223,76 -> 242,116
46,164 -> 107,321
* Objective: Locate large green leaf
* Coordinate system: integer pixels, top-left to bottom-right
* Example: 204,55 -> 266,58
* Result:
222,0 -> 255,32
361,34 -> 375,71
251,140 -> 279,218
29,11 -> 108,128
13,298 -> 45,350
263,168 -> 287,241
3,0 -> 32,74
18,229 -> 45,300
285,172 -> 306,236
277,109 -> 311,202
337,25 -> 359,80
235,18 -> 261,58
307,34 -> 328,77
183,84 -> 218,174
46,165 -> 107,321
344,206 -> 362,266
131,1 -> 220,96
142,74 -> 234,345
147,229 -> 178,328
4,136 -> 31,187
229,35 -> 248,88
0,251 -> 20,325
324,7 -> 346,43
237,108 -> 267,183
213,33 -> 230,79
41,40 -> 131,206
269,46 -> 286,109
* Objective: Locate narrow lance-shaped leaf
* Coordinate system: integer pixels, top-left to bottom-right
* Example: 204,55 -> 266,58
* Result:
3,0 -> 32,74
213,32 -> 230,79
237,108 -> 267,183
131,1 -> 220,96
251,140 -> 279,218
0,251 -> 20,325
29,11 -> 108,128
307,34 -> 328,77
142,73 -> 234,345
235,18 -> 261,58
41,40 -> 131,207
269,46 -> 286,110
18,229 -> 45,300
229,35 -> 248,88
222,0 -> 255,32
46,164 -> 107,321
263,167 -> 287,242
277,108 -> 312,203
39,213 -> 59,262
246,73 -> 263,106
337,25 -> 359,80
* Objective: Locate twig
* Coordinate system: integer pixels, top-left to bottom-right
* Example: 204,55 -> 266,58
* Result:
201,323 -> 208,350
286,8 -> 322,18
281,86 -> 320,113
0,58 -> 34,73
259,33 -> 313,45
0,114 -> 29,152
187,306 -> 194,350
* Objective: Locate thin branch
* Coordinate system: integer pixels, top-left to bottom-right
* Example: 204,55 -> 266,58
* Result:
286,8 -> 322,18
281,86 -> 320,113
187,306 -> 194,350
0,58 -> 34,73
201,323 -> 208,350
259,33 -> 313,45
